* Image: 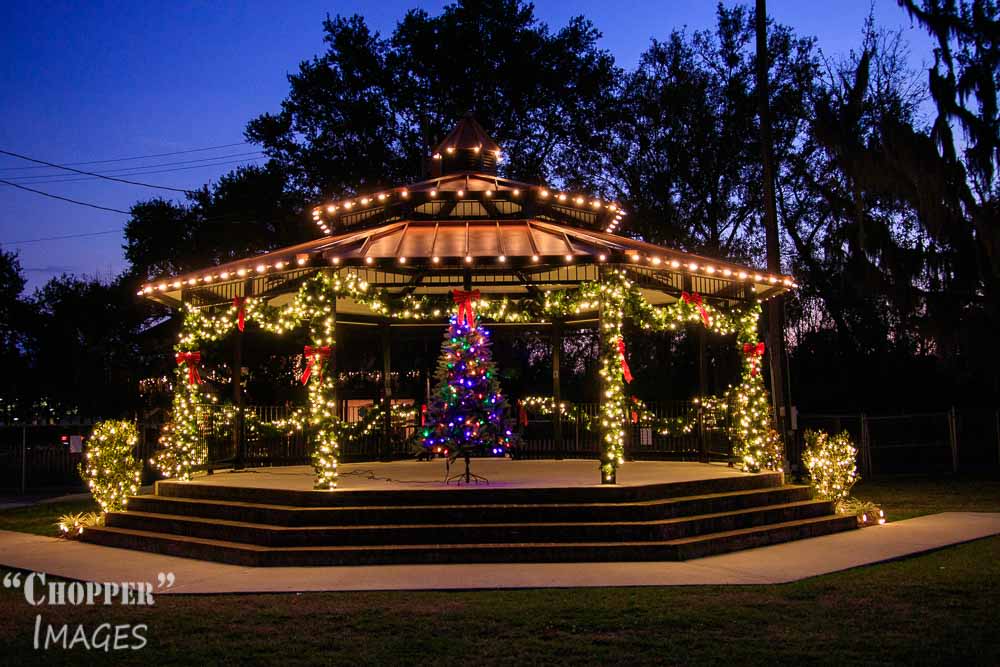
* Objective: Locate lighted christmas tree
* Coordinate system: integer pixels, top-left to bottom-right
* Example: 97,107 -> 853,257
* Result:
422,291 -> 513,480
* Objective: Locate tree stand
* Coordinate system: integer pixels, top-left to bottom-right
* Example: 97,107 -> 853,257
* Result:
445,453 -> 489,485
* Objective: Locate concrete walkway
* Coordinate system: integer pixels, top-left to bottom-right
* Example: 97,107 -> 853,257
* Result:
0,512 -> 997,593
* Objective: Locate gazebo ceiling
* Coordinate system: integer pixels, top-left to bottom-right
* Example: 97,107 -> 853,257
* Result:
137,114 -> 796,313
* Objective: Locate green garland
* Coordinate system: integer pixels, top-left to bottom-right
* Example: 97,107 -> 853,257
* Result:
520,395 -> 701,438
155,267 -> 777,487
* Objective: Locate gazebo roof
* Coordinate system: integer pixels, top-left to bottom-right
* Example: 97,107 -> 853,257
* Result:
138,116 -> 796,316
433,113 -> 501,155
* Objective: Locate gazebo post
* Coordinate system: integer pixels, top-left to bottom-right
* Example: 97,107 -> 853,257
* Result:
697,327 -> 708,462
232,328 -> 244,470
233,280 -> 252,471
330,295 -> 338,419
551,317 -> 563,459
597,266 -> 616,484
380,321 -> 392,460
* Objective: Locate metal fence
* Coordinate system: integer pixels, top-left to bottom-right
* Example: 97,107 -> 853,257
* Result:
5,405 -> 995,492
0,421 -> 161,493
795,408 -> 1000,476
515,400 -> 733,461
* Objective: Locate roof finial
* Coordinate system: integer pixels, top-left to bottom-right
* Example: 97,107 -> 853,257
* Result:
432,114 -> 501,176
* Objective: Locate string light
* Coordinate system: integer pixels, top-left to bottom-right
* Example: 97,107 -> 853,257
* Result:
803,430 -> 860,507
158,267 -> 773,486
81,420 -> 141,514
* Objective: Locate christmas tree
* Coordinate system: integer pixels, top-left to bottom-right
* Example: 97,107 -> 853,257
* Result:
422,292 -> 513,476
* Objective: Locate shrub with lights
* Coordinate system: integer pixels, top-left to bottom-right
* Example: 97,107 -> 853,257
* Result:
802,429 -> 860,505
79,420 -> 142,514
423,301 -> 513,465
154,266 -> 782,488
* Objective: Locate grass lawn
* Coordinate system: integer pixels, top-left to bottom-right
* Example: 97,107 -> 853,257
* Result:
0,499 -> 98,537
0,473 -> 997,664
853,473 -> 1000,520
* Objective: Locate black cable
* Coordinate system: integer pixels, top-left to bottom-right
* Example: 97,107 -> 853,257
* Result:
0,148 -> 191,193
339,468 -> 443,484
0,142 -> 250,172
0,228 -> 124,245
6,153 -> 266,184
0,179 -> 130,214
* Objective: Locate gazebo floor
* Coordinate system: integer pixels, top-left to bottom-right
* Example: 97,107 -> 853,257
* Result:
80,460 -> 856,566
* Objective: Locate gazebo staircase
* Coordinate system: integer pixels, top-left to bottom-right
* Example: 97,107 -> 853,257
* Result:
80,472 -> 856,566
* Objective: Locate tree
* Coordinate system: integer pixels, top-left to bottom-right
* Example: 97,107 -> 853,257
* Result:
782,14 -> 996,407
897,0 -> 1000,386
124,163 -> 307,282
588,4 -> 817,262
245,0 -> 619,196
422,307 -> 513,481
27,275 -> 150,417
0,248 -> 30,418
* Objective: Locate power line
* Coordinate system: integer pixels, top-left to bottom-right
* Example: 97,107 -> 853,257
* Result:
5,151 -> 265,182
0,228 -> 124,245
0,148 -> 192,193
0,142 -> 251,172
7,156 -> 267,186
0,178 -> 130,213
0,176 -> 301,225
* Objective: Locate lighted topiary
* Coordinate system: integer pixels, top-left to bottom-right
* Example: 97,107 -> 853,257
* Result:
79,420 -> 142,513
802,429 -> 859,505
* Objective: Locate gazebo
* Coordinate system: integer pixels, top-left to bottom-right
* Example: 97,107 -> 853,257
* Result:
139,114 -> 795,488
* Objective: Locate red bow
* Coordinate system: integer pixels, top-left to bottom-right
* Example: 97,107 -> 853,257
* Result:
682,291 -> 711,327
617,338 -> 633,384
233,297 -> 247,332
743,342 -> 765,377
452,289 -> 481,329
302,345 -> 332,385
175,351 -> 202,385
517,400 -> 529,427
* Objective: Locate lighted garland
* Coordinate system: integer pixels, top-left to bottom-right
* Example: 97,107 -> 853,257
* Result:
80,420 -> 142,513
520,395 -> 699,437
723,371 -> 783,472
156,267 -> 773,487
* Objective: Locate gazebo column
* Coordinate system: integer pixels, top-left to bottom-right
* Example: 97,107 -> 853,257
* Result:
697,327 -> 709,462
232,328 -> 244,471
233,279 -> 252,471
551,318 -> 563,459
597,267 -> 618,484
330,295 -> 338,419
380,321 -> 392,460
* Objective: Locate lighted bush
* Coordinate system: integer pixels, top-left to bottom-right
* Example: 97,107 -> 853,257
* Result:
802,429 -> 859,504
79,420 -> 142,513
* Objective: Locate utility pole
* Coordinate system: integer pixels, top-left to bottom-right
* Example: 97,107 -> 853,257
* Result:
755,0 -> 791,458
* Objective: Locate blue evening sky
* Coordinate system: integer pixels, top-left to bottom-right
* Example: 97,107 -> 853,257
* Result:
0,1 -> 933,289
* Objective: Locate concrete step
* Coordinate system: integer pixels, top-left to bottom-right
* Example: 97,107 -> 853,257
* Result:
125,485 -> 812,526
80,514 -> 858,566
152,471 -> 784,507
105,499 -> 834,547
